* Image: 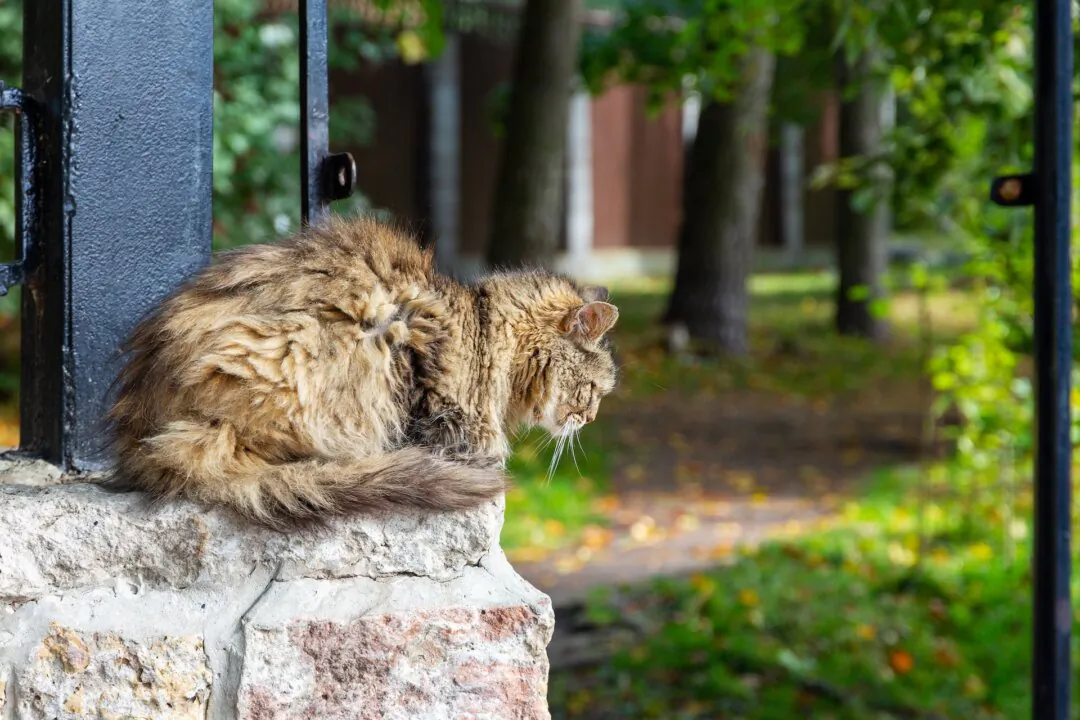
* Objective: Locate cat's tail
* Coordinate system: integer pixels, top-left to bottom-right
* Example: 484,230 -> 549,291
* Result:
241,448 -> 508,531
111,426 -> 508,531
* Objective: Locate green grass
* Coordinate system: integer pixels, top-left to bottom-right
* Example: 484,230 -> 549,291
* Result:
502,426 -> 613,560
550,464 -> 1049,719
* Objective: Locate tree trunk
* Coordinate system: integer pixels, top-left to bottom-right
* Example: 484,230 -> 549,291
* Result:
487,0 -> 581,268
664,48 -> 776,355
835,48 -> 891,340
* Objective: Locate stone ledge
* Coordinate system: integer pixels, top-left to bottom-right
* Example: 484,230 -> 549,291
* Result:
0,483 -> 552,719
0,484 -> 500,603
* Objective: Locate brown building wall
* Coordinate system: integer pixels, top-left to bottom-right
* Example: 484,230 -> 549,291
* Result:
329,58 -> 429,237
331,39 -> 840,259
458,33 -> 515,257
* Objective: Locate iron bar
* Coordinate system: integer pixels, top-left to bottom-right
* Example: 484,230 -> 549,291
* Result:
21,0 -> 214,470
300,0 -> 331,224
1031,0 -> 1073,717
0,82 -> 40,295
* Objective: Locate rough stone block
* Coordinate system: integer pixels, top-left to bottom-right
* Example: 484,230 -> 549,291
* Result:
16,625 -> 210,719
238,554 -> 553,720
0,484 -> 500,603
0,481 -> 553,718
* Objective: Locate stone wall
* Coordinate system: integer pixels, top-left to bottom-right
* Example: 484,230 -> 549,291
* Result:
0,475 -> 553,719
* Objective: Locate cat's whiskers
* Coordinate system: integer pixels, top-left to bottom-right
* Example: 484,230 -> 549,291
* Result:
566,419 -> 582,474
545,423 -> 573,484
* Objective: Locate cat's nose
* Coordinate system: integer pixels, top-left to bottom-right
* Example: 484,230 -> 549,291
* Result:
584,409 -> 596,424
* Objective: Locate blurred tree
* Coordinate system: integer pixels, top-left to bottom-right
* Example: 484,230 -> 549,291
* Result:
582,1 -> 804,354
819,0 -> 1020,340
487,0 -> 583,268
834,43 -> 891,340
665,48 -> 775,353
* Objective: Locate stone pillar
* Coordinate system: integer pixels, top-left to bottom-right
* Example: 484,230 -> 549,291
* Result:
0,475 -> 552,719
427,33 -> 461,277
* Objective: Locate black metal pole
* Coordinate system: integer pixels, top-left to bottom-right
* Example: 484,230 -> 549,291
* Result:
299,0 -> 357,225
1031,0 -> 1073,716
21,0 -> 214,470
300,0 -> 331,225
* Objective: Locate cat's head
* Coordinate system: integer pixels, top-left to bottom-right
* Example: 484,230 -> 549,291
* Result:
511,283 -> 619,437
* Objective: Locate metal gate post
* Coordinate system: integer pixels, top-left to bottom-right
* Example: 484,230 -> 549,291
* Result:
1030,0 -> 1073,716
299,0 -> 356,224
20,0 -> 214,470
996,1 -> 1076,717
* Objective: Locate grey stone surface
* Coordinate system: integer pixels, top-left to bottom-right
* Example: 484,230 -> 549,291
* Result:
0,455 -> 65,487
0,484 -> 501,603
17,627 -> 211,719
0,482 -> 553,718
237,553 -> 553,720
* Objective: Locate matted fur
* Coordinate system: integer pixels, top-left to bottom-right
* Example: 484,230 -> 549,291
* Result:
106,216 -> 619,531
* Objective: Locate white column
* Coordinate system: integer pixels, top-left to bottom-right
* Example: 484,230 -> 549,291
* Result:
427,32 -> 460,275
779,122 -> 805,257
564,83 -> 594,268
681,75 -> 700,146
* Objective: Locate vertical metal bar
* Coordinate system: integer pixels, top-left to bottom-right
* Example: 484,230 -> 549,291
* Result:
1031,0 -> 1073,716
300,0 -> 331,225
21,0 -> 214,470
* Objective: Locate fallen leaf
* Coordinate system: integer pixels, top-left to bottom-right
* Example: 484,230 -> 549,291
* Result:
581,524 -> 613,550
888,649 -> 915,675
506,546 -> 550,563
543,519 -> 566,538
675,513 -> 701,533
592,495 -> 620,513
554,555 -> 585,575
727,471 -> 756,492
738,589 -> 759,607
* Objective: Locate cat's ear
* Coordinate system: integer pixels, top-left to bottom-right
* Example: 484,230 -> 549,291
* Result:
561,301 -> 619,341
580,286 -> 610,303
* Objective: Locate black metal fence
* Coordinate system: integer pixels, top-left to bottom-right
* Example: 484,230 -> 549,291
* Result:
1,0 -> 1074,717
4,0 -> 354,472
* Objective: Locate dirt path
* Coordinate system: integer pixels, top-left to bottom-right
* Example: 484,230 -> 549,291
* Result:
515,382 -> 931,607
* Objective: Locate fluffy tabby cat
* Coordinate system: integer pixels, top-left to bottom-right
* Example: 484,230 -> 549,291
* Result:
106,216 -> 619,531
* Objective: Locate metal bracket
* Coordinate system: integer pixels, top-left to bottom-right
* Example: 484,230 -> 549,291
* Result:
991,173 -> 1036,207
324,151 -> 357,202
0,81 -> 39,296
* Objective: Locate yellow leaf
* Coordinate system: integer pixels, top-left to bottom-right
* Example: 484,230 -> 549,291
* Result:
738,589 -> 759,607
592,495 -> 620,513
968,542 -> 994,561
629,516 -> 664,544
395,30 -> 428,64
856,624 -> 877,640
727,471 -> 756,492
505,546 -> 549,563
581,524 -> 613,550
554,555 -> 585,574
963,674 -> 986,698
543,519 -> 566,538
675,513 -> 701,533
690,574 -> 716,596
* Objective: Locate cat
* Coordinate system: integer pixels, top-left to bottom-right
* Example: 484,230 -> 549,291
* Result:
105,216 -> 619,531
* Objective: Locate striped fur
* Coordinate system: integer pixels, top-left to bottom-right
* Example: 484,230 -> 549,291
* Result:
106,216 -> 618,531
